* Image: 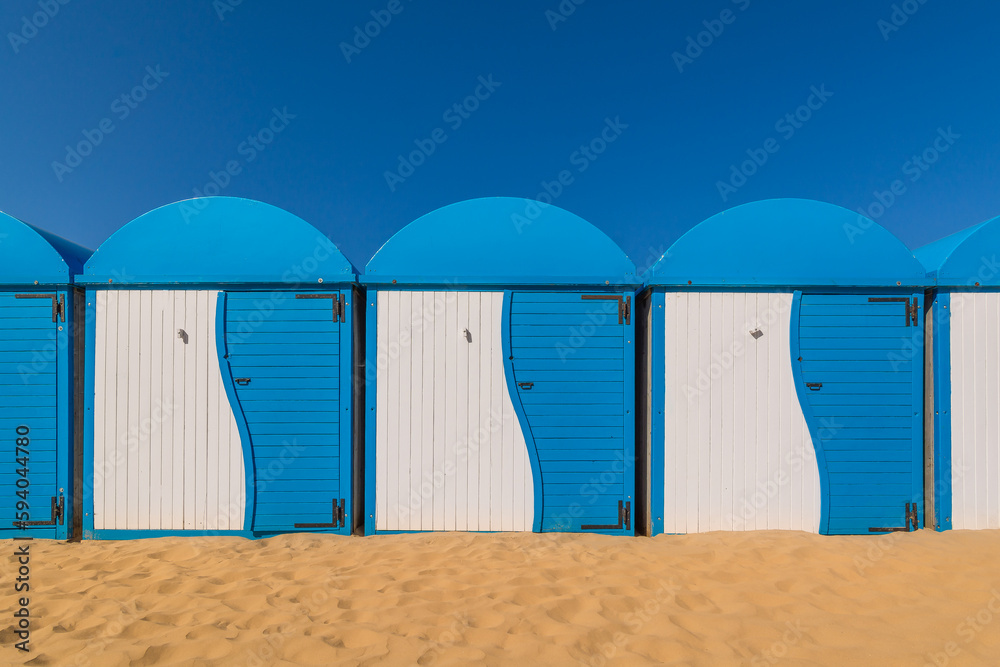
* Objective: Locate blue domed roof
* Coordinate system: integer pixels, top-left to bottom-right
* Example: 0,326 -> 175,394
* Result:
645,199 -> 927,288
365,197 -> 639,287
915,215 -> 1000,287
81,197 -> 356,286
0,211 -> 92,286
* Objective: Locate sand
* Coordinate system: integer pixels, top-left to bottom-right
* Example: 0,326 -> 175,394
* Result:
4,530 -> 1000,666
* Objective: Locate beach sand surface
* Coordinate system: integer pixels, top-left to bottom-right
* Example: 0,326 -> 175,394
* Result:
4,530 -> 1000,666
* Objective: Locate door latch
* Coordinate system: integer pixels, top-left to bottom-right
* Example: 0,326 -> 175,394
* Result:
517,382 -> 534,390
13,495 -> 64,528
805,382 -> 823,391
234,378 -> 251,386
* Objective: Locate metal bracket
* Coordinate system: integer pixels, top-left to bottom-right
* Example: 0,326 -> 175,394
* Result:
295,294 -> 344,323
13,495 -> 64,528
294,498 -> 345,529
15,293 -> 65,323
868,502 -> 918,533
581,295 -> 631,325
868,297 -> 917,327
582,501 -> 630,531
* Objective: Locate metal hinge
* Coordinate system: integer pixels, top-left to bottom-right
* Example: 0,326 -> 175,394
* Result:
294,498 -> 345,529
13,495 -> 64,528
581,294 -> 631,325
296,294 -> 345,323
15,293 -> 65,323
868,502 -> 918,533
868,297 -> 918,327
582,500 -> 630,531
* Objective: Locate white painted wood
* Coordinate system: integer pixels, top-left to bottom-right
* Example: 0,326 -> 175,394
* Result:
949,292 -> 1000,529
662,292 -> 820,533
92,290 -> 245,531
375,292 -> 390,530
375,290 -> 534,531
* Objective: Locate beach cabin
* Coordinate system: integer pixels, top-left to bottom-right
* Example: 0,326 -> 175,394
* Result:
640,199 -> 927,536
78,197 -> 361,539
363,197 -> 640,535
916,215 -> 1000,531
0,212 -> 91,540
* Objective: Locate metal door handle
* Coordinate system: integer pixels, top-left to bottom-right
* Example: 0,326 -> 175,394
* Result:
805,382 -> 822,391
517,382 -> 534,390
235,378 -> 251,386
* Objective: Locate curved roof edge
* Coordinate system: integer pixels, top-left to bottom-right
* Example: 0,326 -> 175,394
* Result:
0,211 -> 92,286
914,215 -> 1000,287
364,197 -> 639,287
645,198 -> 928,288
80,197 -> 357,286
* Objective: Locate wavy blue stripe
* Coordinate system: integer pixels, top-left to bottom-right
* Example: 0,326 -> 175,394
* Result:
788,290 -> 831,535
501,289 -> 543,532
215,291 -> 257,533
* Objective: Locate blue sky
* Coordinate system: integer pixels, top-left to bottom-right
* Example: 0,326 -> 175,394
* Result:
2,0 -> 998,271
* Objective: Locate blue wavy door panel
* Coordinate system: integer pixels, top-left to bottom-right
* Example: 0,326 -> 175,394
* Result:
793,293 -> 923,535
0,292 -> 66,538
222,291 -> 346,534
506,291 -> 633,535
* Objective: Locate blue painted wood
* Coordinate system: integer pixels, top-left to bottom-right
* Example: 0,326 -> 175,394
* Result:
932,291 -> 952,530
0,291 -> 68,539
364,294 -> 379,536
646,199 -> 928,289
80,198 -> 357,286
223,291 -> 347,534
507,290 -> 633,535
793,292 -> 923,535
364,198 -> 639,288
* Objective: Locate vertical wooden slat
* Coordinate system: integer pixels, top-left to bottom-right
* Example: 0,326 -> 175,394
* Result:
143,291 -> 159,531
455,292 -> 470,531
478,291 -> 493,531
92,291 -> 109,529
421,294 -> 436,530
384,291 -> 400,531
376,291 -> 389,530
443,292 -> 458,531
113,291 -> 130,530
731,292 -> 746,531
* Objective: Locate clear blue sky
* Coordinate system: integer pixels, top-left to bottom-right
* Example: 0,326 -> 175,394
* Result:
2,1 -> 998,271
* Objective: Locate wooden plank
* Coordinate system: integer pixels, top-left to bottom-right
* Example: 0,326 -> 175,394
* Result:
375,292 -> 388,530
407,291 -> 424,531
92,290 -> 109,529
113,291 -> 130,530
455,291 -> 470,531
444,291 -> 458,531
433,292 -> 448,531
